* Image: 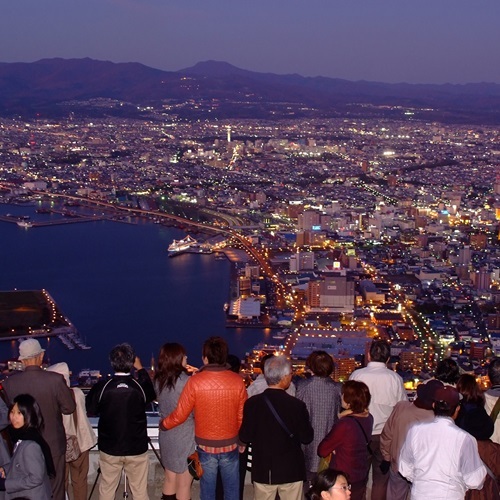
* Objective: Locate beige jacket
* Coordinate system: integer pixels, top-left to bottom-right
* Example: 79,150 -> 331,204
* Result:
64,387 -> 97,453
47,363 -> 97,453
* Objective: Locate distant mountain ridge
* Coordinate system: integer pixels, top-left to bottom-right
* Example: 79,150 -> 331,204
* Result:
1,58 -> 500,123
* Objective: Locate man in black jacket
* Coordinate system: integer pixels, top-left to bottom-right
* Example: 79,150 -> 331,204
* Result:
86,343 -> 156,500
239,355 -> 313,500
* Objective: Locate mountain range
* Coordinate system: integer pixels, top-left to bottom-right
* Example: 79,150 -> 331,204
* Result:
1,58 -> 500,124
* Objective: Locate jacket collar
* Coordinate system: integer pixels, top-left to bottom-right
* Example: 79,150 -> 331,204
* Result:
198,363 -> 229,372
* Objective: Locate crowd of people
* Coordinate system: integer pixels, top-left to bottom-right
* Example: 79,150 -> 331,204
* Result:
0,337 -> 499,500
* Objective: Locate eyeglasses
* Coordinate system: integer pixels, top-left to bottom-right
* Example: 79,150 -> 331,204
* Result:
331,484 -> 351,492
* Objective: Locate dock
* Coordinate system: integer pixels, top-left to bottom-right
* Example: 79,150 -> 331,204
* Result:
0,214 -> 105,227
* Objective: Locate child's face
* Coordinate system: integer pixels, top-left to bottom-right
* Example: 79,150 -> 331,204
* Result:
9,403 -> 25,429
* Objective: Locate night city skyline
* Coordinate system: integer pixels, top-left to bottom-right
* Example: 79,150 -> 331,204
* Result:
3,0 -> 500,85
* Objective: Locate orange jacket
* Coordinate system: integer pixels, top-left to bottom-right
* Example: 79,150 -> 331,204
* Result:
162,364 -> 247,448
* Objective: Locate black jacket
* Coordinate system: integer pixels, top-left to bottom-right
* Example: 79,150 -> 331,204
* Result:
239,388 -> 313,484
86,369 -> 156,456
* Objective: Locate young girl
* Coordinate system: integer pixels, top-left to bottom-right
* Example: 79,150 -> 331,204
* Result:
307,469 -> 352,500
0,394 -> 55,500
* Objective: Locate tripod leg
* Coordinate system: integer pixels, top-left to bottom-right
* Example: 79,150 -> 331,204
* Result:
123,470 -> 129,498
148,437 -> 164,469
88,467 -> 101,500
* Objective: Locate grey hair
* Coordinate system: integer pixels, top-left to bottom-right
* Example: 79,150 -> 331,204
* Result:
263,355 -> 292,386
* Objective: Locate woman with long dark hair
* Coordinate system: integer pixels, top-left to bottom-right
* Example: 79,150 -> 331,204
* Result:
456,373 -> 486,431
155,343 -> 195,500
318,381 -> 373,500
0,394 -> 54,499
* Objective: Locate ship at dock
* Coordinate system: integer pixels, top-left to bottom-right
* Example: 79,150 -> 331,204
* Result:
167,235 -> 212,257
17,220 -> 33,228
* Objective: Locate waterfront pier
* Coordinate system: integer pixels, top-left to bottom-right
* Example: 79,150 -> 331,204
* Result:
0,214 -> 105,227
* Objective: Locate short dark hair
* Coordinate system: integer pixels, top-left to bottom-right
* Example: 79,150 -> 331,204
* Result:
306,350 -> 334,378
307,469 -> 350,500
109,343 -> 135,372
488,357 -> 500,386
435,358 -> 459,385
10,394 -> 44,431
202,336 -> 228,365
369,339 -> 390,363
433,399 -> 458,417
227,354 -> 241,373
342,380 -> 371,414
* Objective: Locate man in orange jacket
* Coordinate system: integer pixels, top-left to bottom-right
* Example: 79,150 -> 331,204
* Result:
160,337 -> 247,500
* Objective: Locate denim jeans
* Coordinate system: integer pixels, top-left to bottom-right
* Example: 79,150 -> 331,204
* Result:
198,448 -> 239,500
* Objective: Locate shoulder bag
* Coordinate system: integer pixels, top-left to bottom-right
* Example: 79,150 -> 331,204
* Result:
66,391 -> 81,463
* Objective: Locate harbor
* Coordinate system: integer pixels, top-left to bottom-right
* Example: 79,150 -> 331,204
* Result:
0,289 -> 90,349
0,203 -> 264,375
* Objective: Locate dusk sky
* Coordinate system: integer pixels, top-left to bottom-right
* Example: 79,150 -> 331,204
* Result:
3,0 -> 500,85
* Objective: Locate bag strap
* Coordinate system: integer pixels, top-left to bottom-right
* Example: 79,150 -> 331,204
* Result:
347,416 -> 373,455
490,397 -> 500,423
483,462 -> 500,496
263,394 -> 295,439
71,388 -> 78,429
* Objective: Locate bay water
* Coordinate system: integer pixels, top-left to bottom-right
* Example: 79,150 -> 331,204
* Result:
0,203 -> 272,376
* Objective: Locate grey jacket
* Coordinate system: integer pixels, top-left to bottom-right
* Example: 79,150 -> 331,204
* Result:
3,440 -> 52,500
296,376 -> 342,473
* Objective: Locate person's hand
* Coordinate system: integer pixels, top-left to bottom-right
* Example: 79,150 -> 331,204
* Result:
338,408 -> 353,418
159,418 -> 168,432
380,460 -> 391,475
133,357 -> 143,371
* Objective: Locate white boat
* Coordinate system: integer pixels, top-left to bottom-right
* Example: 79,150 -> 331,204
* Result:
168,235 -> 198,254
17,221 -> 33,228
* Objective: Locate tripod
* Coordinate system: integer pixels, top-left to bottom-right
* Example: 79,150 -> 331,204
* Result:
88,466 -> 130,499
148,437 -> 164,469
88,466 -> 100,500
87,439 -> 161,499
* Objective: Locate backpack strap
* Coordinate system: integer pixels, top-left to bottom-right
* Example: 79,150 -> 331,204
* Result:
490,397 -> 500,423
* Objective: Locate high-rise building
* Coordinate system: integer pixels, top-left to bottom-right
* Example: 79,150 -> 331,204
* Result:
238,276 -> 251,296
474,267 -> 491,292
398,348 -> 425,372
298,210 -> 321,231
306,275 -> 354,313
458,245 -> 472,266
470,233 -> 487,250
289,251 -> 315,272
245,264 -> 260,279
